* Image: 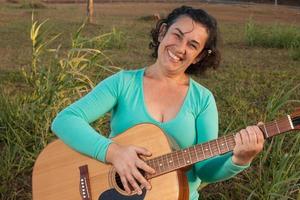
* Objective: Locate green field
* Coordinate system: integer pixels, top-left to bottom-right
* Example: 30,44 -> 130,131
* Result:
0,2 -> 299,199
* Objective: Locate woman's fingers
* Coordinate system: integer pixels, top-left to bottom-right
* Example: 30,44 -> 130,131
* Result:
134,146 -> 152,157
246,126 -> 257,144
235,131 -> 242,145
111,145 -> 155,195
120,175 -> 131,194
233,124 -> 265,165
126,173 -> 143,195
136,159 -> 156,175
131,167 -> 151,191
239,129 -> 249,144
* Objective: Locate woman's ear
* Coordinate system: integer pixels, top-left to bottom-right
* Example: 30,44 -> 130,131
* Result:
158,23 -> 167,42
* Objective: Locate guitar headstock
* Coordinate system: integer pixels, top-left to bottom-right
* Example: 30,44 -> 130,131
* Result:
291,107 -> 300,130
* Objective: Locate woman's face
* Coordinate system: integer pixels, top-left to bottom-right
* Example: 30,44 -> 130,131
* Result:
157,15 -> 208,74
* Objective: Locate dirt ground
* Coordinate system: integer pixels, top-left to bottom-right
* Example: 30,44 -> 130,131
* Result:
1,2 -> 300,25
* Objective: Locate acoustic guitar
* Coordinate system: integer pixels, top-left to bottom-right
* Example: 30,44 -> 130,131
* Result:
32,108 -> 300,200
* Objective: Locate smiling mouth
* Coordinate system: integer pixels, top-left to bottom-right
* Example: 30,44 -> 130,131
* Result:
167,49 -> 182,63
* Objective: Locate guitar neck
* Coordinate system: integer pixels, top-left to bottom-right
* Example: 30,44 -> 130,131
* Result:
146,115 -> 295,179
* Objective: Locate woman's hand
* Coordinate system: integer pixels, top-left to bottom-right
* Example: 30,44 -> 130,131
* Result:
105,143 -> 156,195
232,122 -> 265,166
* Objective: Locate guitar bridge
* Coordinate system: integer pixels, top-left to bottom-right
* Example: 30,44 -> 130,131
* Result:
79,165 -> 92,200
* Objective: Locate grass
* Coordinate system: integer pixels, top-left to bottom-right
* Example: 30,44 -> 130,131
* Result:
245,19 -> 300,61
0,2 -> 300,200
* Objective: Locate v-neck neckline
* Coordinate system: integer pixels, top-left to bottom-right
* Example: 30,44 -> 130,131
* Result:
140,68 -> 192,125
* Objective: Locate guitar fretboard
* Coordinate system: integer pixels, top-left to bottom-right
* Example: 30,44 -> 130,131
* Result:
146,115 -> 294,179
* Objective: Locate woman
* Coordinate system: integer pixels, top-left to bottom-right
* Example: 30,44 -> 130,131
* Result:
51,6 -> 264,199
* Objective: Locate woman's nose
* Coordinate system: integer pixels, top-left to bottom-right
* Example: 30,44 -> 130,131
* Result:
176,41 -> 186,55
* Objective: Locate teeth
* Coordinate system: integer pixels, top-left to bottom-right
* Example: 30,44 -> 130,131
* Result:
167,50 -> 180,62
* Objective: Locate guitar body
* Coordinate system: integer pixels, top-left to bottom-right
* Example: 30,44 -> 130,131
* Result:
32,123 -> 189,200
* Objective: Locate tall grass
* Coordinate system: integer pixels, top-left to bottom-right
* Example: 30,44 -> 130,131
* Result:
245,19 -> 300,61
235,83 -> 300,199
0,18 -> 121,199
201,83 -> 300,199
245,19 -> 300,49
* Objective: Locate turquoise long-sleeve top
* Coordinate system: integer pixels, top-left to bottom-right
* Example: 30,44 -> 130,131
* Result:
51,68 -> 249,200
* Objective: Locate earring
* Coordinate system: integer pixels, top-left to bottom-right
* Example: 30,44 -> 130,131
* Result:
208,49 -> 212,54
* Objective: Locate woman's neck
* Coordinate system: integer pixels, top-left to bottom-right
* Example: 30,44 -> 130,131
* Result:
145,64 -> 189,86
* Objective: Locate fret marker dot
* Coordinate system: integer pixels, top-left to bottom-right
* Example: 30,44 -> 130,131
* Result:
169,160 -> 173,163
159,163 -> 162,166
205,149 -> 208,151
221,143 -> 224,146
187,160 -> 190,163
184,150 -> 187,152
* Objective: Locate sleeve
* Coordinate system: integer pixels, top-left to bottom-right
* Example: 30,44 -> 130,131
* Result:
193,92 -> 250,183
51,71 -> 123,163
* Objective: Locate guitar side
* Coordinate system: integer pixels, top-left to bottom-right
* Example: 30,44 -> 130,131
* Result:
32,123 -> 189,200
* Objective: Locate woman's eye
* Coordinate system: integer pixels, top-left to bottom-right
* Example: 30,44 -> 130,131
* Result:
174,33 -> 181,38
190,44 -> 197,49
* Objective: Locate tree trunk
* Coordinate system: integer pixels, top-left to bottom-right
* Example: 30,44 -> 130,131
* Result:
87,0 -> 94,23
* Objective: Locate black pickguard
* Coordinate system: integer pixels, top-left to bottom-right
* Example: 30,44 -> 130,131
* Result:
98,188 -> 146,200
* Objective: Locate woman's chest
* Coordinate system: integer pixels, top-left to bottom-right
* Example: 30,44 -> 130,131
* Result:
143,78 -> 189,123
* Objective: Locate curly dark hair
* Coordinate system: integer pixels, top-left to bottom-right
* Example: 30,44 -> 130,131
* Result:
149,5 -> 221,75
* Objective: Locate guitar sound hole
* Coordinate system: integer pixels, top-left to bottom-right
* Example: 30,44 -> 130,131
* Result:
115,170 -> 146,192
115,173 -> 125,191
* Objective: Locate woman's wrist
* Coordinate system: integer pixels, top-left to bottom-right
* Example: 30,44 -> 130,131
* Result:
105,142 -> 120,164
232,155 -> 252,166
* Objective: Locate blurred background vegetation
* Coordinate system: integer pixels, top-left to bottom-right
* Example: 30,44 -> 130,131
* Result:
0,1 -> 299,200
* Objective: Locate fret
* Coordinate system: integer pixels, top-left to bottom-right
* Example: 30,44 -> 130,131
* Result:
186,148 -> 192,164
147,159 -> 153,170
224,136 -> 230,151
275,120 -> 280,134
193,145 -> 199,161
169,153 -> 174,169
208,142 -> 213,156
220,137 -> 227,153
181,150 -> 186,166
230,134 -> 236,149
158,156 -> 164,173
172,151 -> 179,167
175,150 -> 180,168
157,156 -> 162,173
200,144 -> 205,159
177,150 -> 184,167
162,155 -> 168,171
167,154 -> 172,171
153,157 -> 160,174
203,143 -> 210,158
215,139 -> 221,154
263,124 -> 269,138
165,154 -> 170,171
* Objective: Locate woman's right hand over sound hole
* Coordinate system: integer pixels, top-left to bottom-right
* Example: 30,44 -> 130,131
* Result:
106,143 -> 156,195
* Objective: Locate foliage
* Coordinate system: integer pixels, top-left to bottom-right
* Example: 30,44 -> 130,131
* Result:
0,18 -> 120,199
